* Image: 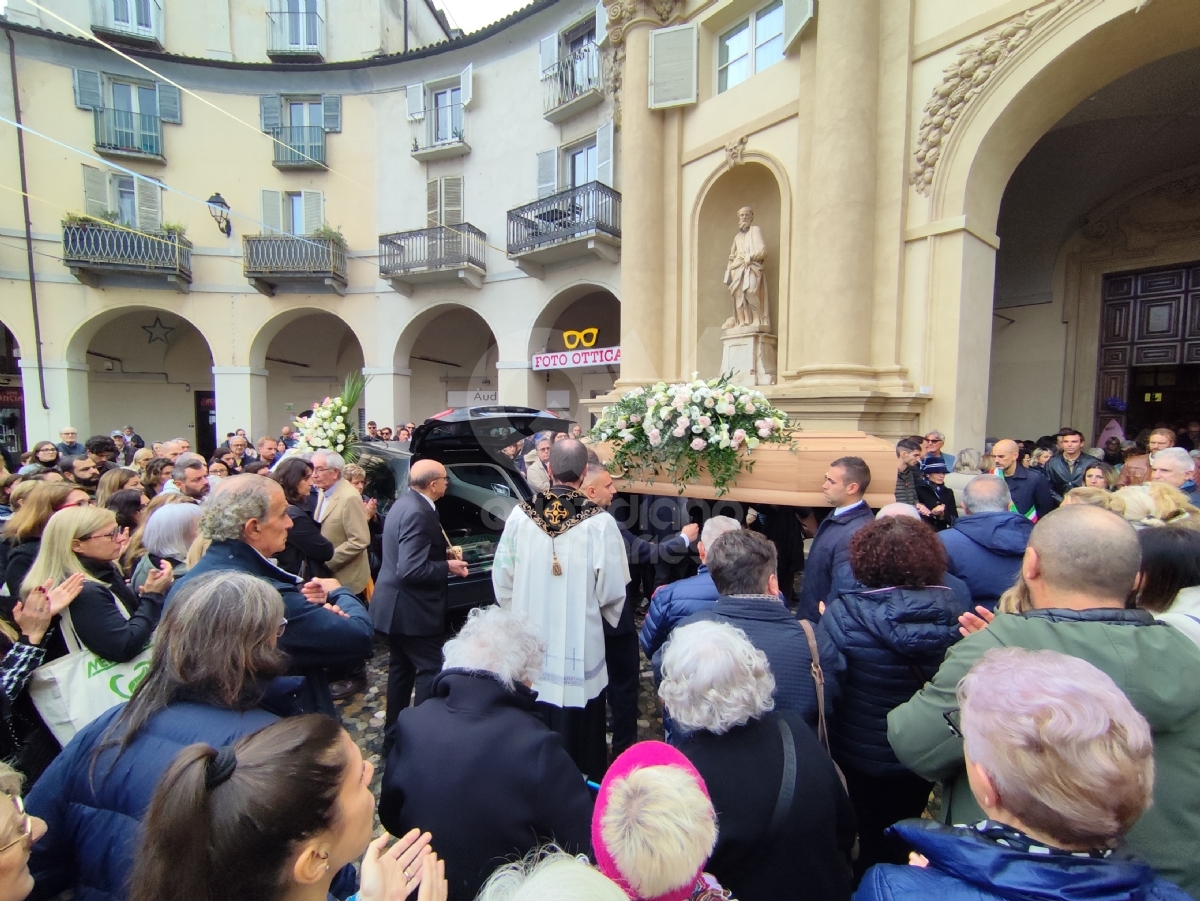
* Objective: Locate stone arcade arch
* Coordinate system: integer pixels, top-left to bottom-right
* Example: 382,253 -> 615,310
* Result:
527,283 -> 621,426
250,309 -> 367,444
392,304 -> 500,424
913,0 -> 1200,450
63,305 -> 217,454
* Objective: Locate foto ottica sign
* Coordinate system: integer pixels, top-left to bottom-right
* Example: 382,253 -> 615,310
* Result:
532,346 -> 621,371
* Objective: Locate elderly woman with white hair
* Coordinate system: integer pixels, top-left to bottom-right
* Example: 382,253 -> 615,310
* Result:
379,605 -> 593,901
856,647 -> 1191,901
130,502 -> 203,594
659,620 -> 856,901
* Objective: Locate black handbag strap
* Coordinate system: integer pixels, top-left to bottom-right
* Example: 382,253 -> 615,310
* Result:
767,714 -> 797,841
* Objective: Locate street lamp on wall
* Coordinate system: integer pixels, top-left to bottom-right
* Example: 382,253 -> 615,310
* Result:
206,193 -> 232,237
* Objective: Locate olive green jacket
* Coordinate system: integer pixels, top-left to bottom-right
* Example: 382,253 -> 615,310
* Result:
888,608 -> 1200,898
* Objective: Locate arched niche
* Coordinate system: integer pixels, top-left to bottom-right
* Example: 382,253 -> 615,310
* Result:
695,162 -> 781,378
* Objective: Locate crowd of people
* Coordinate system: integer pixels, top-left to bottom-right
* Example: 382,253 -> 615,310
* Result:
0,414 -> 1196,901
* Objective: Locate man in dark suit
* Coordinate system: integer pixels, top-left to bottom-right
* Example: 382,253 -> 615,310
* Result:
372,458 -> 469,740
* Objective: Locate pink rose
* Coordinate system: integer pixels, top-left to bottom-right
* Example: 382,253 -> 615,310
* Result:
758,427 -> 772,438
691,438 -> 707,451
733,428 -> 747,441
672,427 -> 686,438
698,415 -> 711,428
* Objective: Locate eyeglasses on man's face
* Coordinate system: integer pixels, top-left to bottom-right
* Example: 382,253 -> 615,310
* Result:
0,792 -> 31,854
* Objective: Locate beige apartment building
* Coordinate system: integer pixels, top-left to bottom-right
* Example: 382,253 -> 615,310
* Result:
1,0 -> 1199,458
0,0 -> 621,456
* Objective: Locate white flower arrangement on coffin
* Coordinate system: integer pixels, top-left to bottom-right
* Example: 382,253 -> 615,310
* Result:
590,373 -> 791,496
293,370 -> 368,462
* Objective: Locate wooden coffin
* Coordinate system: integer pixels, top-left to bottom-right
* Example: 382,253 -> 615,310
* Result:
591,431 -> 897,508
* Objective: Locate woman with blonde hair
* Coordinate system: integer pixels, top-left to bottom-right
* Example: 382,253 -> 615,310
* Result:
94,468 -> 143,509
1061,486 -> 1126,514
1112,484 -> 1198,530
20,506 -> 172,664
2,483 -> 90,603
0,759 -> 50,901
131,447 -> 154,477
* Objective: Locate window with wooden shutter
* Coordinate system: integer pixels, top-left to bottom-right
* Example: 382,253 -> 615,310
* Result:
442,176 -> 463,226
301,190 -> 324,235
156,83 -> 182,123
260,189 -> 284,234
134,177 -> 162,232
81,165 -> 110,218
73,69 -> 103,110
782,0 -> 815,54
596,120 -> 614,187
322,94 -> 341,132
426,179 -> 440,227
539,35 -> 559,77
537,149 -> 558,199
260,95 -> 282,132
406,84 -> 426,121
459,66 -> 473,109
648,23 -> 698,109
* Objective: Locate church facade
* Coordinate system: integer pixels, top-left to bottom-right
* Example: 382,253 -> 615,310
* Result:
608,0 -> 1200,450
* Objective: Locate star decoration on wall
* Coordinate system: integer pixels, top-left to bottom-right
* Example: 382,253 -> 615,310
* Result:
142,316 -> 175,345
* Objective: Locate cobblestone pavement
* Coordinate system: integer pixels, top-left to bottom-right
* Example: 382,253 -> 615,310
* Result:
334,613 -> 667,810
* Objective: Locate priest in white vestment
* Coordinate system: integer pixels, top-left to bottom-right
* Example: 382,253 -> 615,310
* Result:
493,439 -> 629,779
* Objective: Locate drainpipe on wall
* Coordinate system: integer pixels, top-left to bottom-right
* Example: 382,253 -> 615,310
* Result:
403,0 -> 409,53
5,28 -> 49,410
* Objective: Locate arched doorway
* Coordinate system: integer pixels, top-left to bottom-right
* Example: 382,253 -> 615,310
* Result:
397,307 -> 498,424
986,44 -> 1200,443
260,312 -> 366,443
527,284 -> 620,427
80,309 -> 217,457
914,0 -> 1200,450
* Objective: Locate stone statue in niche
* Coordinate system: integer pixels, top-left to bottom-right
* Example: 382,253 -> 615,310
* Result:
720,206 -> 776,386
723,207 -> 769,329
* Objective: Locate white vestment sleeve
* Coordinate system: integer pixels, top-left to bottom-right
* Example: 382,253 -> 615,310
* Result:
492,514 -> 518,608
594,514 -> 631,628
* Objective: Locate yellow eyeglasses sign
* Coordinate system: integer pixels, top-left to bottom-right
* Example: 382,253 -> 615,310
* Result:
562,328 -> 598,349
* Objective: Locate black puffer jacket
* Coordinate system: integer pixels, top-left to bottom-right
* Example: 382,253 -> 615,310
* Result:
54,556 -> 164,663
818,585 -> 961,777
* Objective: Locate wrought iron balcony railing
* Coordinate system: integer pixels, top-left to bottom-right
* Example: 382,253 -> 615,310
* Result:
543,42 -> 605,117
270,126 -> 326,168
243,234 -> 346,282
90,0 -> 163,46
379,224 -> 486,277
93,107 -> 162,158
267,10 -> 326,59
507,181 -> 621,256
62,222 -> 191,288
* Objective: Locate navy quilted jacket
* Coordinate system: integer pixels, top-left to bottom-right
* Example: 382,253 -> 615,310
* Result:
818,585 -> 961,777
26,702 -> 279,901
682,595 -> 843,732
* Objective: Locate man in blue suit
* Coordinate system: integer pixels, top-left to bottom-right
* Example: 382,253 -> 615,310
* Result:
797,456 -> 874,622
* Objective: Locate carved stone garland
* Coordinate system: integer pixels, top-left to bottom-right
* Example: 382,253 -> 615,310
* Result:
910,0 -> 1163,196
602,0 -> 684,128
